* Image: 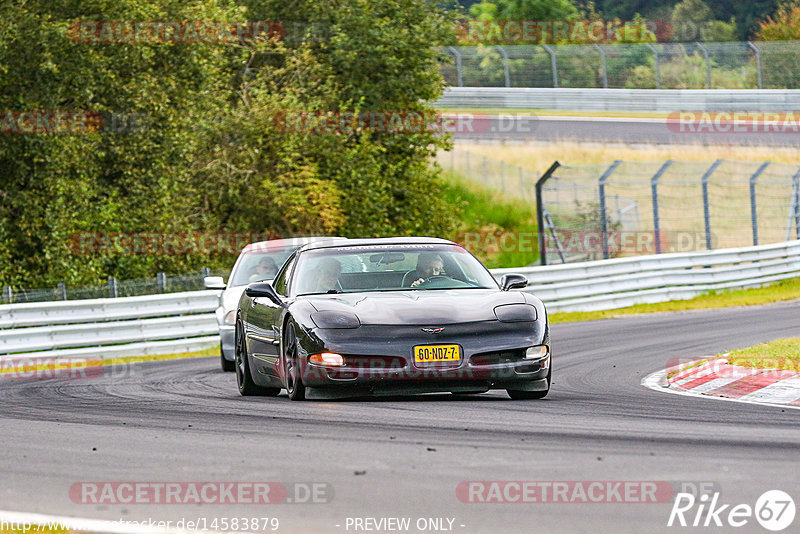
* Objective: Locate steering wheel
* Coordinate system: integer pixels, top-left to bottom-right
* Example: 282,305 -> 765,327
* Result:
417,274 -> 454,288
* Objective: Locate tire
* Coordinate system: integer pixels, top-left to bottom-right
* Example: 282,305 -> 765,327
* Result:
235,319 -> 280,397
283,322 -> 306,401
507,365 -> 551,400
221,352 -> 235,372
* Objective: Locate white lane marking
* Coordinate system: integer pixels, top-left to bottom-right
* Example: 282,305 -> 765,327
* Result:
739,377 -> 800,404
0,509 -> 231,534
641,368 -> 800,411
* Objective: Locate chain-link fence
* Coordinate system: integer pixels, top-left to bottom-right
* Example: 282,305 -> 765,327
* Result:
436,150 -> 800,265
441,41 -> 800,89
1,268 -> 231,304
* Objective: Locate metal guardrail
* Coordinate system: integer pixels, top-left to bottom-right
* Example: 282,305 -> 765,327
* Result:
0,290 -> 221,360
493,239 -> 800,312
437,87 -> 800,112
2,241 -> 799,361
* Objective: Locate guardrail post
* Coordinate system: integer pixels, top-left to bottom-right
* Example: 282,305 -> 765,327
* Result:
749,161 -> 771,246
201,267 -> 210,277
645,43 -> 660,89
695,42 -> 712,89
447,46 -> 463,87
747,42 -> 762,89
2,286 -> 11,304
593,44 -> 608,88
599,160 -> 623,259
542,44 -> 558,88
536,161 -> 561,265
496,45 -> 511,88
57,282 -> 67,300
650,160 -> 673,254
701,159 -> 724,250
157,272 -> 167,293
108,276 -> 118,298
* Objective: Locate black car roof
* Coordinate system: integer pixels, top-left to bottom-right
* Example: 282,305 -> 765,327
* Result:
299,236 -> 457,252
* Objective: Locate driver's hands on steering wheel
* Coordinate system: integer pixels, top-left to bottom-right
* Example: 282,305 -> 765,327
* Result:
410,277 -> 426,288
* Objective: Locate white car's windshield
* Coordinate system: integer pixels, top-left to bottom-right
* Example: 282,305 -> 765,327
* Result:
229,248 -> 298,286
293,244 -> 498,295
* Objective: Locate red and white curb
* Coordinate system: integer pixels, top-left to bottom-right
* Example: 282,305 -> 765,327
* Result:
642,357 -> 800,410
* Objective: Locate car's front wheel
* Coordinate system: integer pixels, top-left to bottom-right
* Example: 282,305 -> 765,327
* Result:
221,351 -> 235,372
235,319 -> 280,397
283,322 -> 306,401
507,365 -> 551,400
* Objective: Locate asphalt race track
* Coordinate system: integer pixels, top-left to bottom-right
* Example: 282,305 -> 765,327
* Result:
1,301 -> 799,533
451,115 -> 800,146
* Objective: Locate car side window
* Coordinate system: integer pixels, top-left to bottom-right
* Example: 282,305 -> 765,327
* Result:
273,254 -> 296,296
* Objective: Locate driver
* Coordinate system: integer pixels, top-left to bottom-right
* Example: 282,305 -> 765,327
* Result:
409,253 -> 445,288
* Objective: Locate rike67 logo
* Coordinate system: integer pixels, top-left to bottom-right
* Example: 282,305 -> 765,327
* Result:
668,490 -> 795,531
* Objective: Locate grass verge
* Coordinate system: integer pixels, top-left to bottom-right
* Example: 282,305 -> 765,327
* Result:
725,338 -> 800,371
549,277 -> 800,324
442,170 -> 538,268
451,142 -> 800,175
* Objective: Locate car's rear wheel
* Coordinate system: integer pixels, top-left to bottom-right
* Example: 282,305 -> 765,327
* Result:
235,319 -> 280,397
221,352 -> 235,372
283,322 -> 306,401
507,365 -> 551,400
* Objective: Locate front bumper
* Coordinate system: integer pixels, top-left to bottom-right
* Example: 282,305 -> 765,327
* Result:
297,321 -> 549,398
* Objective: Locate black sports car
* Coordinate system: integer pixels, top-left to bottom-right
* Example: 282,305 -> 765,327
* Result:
234,237 -> 550,400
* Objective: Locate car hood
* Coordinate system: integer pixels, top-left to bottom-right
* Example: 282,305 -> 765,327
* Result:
303,290 -> 530,325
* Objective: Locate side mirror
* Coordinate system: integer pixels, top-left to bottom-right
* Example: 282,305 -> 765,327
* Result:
500,274 -> 528,291
245,282 -> 285,307
203,276 -> 226,290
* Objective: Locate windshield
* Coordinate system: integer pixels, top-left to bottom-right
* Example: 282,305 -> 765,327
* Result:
229,248 -> 298,286
293,244 -> 498,296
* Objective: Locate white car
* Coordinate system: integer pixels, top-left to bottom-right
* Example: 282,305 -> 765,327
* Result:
204,236 -> 345,371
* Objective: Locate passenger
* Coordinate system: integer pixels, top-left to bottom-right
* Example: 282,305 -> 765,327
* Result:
311,257 -> 342,293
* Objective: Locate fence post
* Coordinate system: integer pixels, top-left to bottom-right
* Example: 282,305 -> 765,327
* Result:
542,44 -> 558,88
749,161 -> 771,246
701,159 -> 724,250
447,46 -> 463,87
536,161 -> 561,265
650,161 -> 673,254
157,272 -> 167,293
645,43 -> 660,89
496,45 -> 511,88
108,276 -> 118,298
593,44 -> 609,88
747,42 -> 762,89
598,160 -> 623,259
57,282 -> 67,300
695,42 -> 712,89
3,286 -> 11,304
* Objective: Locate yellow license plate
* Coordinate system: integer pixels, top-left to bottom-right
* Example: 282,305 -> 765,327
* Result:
414,345 -> 461,364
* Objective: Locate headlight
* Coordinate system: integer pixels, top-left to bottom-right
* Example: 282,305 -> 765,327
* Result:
309,352 -> 345,366
223,310 -> 236,325
494,304 -> 537,322
310,311 -> 361,329
525,345 -> 549,363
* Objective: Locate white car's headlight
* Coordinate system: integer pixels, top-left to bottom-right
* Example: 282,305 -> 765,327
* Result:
223,310 -> 236,325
